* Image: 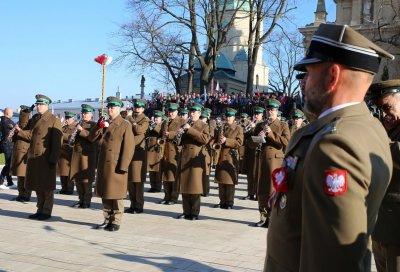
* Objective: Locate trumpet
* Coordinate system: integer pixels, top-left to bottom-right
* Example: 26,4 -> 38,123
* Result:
244,117 -> 257,133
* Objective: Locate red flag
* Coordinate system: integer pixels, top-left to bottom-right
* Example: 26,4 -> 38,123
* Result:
94,54 -> 112,65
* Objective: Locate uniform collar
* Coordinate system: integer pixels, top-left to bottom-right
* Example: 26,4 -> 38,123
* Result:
318,102 -> 360,119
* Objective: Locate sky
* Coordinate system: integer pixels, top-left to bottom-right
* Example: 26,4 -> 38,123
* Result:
0,0 -> 336,109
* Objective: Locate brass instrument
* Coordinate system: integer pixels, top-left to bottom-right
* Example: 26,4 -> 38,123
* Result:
156,119 -> 168,156
244,117 -> 257,133
173,117 -> 193,145
256,118 -> 273,153
211,118 -> 223,150
149,118 -> 157,131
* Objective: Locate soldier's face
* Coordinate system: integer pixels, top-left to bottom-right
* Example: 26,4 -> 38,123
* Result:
66,117 -> 75,125
180,113 -> 188,120
254,113 -> 263,121
304,63 -> 331,116
266,108 -> 278,120
294,118 -> 304,128
135,107 -> 144,114
168,110 -> 177,119
107,106 -> 120,119
82,112 -> 92,122
190,110 -> 200,121
226,116 -> 235,124
379,94 -> 400,126
36,103 -> 48,114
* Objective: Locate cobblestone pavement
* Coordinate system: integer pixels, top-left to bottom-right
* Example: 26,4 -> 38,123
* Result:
0,172 -> 266,272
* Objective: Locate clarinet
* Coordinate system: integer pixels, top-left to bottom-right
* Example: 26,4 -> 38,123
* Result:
173,117 -> 193,145
68,121 -> 83,147
256,118 -> 272,153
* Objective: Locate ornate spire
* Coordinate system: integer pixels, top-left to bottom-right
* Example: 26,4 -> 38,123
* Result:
314,0 -> 327,26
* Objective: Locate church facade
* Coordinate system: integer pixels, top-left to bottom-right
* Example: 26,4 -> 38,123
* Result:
299,0 -> 400,80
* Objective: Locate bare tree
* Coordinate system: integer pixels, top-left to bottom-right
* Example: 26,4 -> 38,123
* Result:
267,31 -> 303,97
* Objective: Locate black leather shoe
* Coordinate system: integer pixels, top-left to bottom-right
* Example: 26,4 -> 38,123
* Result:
14,196 -> 24,202
255,219 -> 269,228
213,204 -> 222,208
28,212 -> 41,219
95,221 -> 108,229
37,214 -> 51,221
104,223 -> 120,232
190,215 -> 199,221
7,181 -> 14,187
64,190 -> 74,195
201,193 -> 209,197
226,205 -> 234,209
176,214 -> 187,219
166,201 -> 176,205
22,197 -> 31,202
134,208 -> 143,214
124,207 -> 135,214
159,200 -> 168,204
71,202 -> 81,208
79,203 -> 90,209
147,188 -> 160,193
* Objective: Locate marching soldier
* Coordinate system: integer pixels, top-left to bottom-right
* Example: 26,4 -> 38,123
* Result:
289,109 -> 306,135
242,106 -> 264,200
200,108 -> 212,197
91,96 -> 134,231
126,99 -> 149,214
179,108 -> 189,121
160,103 -> 185,205
253,99 -> 290,227
15,94 -> 62,220
57,111 -> 76,195
265,23 -> 393,271
10,105 -> 34,201
237,113 -> 250,175
369,80 -> 400,272
214,108 -> 244,209
177,103 -> 210,220
69,104 -> 97,208
146,110 -> 164,193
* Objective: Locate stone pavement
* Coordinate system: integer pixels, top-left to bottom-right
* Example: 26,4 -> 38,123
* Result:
0,171 -> 266,272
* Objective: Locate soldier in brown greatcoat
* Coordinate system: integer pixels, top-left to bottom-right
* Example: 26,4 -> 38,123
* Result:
91,96 -> 134,231
10,105 -> 34,202
15,94 -> 62,220
241,107 -> 264,200
237,113 -> 249,175
289,109 -> 306,135
159,103 -> 185,205
200,108 -> 213,197
125,99 -> 149,214
176,103 -> 210,220
57,111 -> 76,195
214,108 -> 244,209
253,99 -> 290,228
146,110 -> 164,193
69,104 -> 97,208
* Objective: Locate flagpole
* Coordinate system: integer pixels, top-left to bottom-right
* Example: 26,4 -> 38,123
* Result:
101,63 -> 106,116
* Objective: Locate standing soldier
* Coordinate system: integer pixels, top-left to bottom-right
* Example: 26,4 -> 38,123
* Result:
57,111 -> 76,195
69,104 -> 97,208
242,106 -> 264,200
146,110 -> 164,193
160,103 -> 185,205
10,105 -> 34,201
369,80 -> 400,272
289,109 -> 306,135
0,107 -> 15,188
253,99 -> 290,227
126,99 -> 149,214
214,108 -> 243,209
265,23 -> 393,271
92,96 -> 134,231
15,94 -> 62,220
179,108 -> 189,121
177,103 -> 210,220
200,108 -> 212,197
237,113 -> 249,175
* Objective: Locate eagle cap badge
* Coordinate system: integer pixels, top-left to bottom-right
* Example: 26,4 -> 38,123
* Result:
324,169 -> 348,196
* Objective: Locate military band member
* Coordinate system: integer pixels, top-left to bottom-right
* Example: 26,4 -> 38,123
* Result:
15,94 -> 62,220
289,109 -> 306,135
214,108 -> 244,209
177,103 -> 210,220
253,99 -> 290,228
242,106 -> 264,200
146,110 -> 164,193
265,23 -> 393,271
92,96 -> 134,231
237,113 -> 250,175
369,80 -> 400,272
179,108 -> 189,121
57,111 -> 76,195
10,105 -> 33,201
69,104 -> 97,208
200,108 -> 212,197
126,99 -> 149,214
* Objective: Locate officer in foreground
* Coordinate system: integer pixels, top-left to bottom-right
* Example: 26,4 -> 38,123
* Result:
369,80 -> 400,272
265,23 -> 394,271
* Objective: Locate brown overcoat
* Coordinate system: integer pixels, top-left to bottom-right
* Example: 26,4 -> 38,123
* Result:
146,123 -> 162,172
92,115 -> 135,199
162,117 -> 185,182
203,121 -> 215,176
17,110 -> 62,191
69,121 -> 97,181
127,113 -> 149,183
10,110 -> 31,177
57,124 -> 75,176
179,120 -> 210,194
215,123 -> 244,185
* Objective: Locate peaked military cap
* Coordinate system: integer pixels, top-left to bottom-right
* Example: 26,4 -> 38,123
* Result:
368,79 -> 400,99
254,106 -> 265,114
266,98 -> 281,109
167,102 -> 179,111
106,96 -> 124,108
294,23 -> 395,74
293,109 -> 305,119
189,102 -> 203,112
153,110 -> 164,117
225,107 -> 237,117
35,94 -> 52,105
81,104 -> 94,113
179,108 -> 189,115
200,111 -> 210,119
64,111 -> 76,119
20,105 -> 30,111
133,98 -> 146,108
241,113 -> 249,118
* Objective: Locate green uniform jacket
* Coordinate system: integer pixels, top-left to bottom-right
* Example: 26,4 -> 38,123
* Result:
10,111 -> 31,177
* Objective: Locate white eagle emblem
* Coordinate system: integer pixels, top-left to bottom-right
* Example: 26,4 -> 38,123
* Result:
325,173 -> 345,193
275,170 -> 285,186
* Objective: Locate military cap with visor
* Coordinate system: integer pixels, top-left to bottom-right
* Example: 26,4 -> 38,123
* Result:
241,113 -> 249,118
225,107 -> 237,117
106,96 -> 124,108
81,104 -> 95,113
167,102 -> 179,111
189,102 -> 203,112
153,110 -> 164,118
368,79 -> 400,99
293,109 -> 305,119
266,98 -> 281,109
35,94 -> 52,105
64,111 -> 76,119
294,23 -> 395,74
133,98 -> 146,108
179,108 -> 189,115
254,106 -> 265,114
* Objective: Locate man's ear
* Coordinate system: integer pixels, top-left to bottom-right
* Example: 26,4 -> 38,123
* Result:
326,64 -> 341,93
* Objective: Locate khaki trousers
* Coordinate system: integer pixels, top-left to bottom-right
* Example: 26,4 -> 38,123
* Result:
128,182 -> 144,210
102,199 -> 124,225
